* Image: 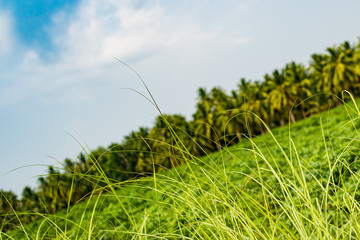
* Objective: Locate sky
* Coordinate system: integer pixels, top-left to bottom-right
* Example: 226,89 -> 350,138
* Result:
1,0 -> 360,196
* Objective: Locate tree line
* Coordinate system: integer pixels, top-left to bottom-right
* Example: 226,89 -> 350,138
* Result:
1,39 -> 360,231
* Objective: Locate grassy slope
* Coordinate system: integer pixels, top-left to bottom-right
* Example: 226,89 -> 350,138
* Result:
6,99 -> 360,239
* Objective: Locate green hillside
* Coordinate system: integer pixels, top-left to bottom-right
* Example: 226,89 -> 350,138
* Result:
3,39 -> 360,234
5,97 -> 360,239
3,39 -> 360,239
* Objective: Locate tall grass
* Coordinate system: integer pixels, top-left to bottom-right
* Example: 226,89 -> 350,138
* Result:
3,92 -> 360,239
3,63 -> 360,240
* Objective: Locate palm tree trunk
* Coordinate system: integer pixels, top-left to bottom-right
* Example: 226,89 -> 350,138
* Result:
290,112 -> 296,123
280,119 -> 285,127
300,104 -> 307,119
215,142 -> 221,151
259,124 -> 265,134
236,131 -> 242,142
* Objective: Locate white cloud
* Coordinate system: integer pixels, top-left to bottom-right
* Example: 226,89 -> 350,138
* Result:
0,9 -> 14,56
3,0 -> 360,195
50,1 -> 166,66
0,0 -> 251,107
50,0 -> 231,67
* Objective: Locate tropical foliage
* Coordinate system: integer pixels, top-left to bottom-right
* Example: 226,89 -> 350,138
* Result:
1,39 -> 360,232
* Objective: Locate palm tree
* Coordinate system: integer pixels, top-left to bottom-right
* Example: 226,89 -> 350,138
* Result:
353,40 -> 360,94
265,68 -> 297,126
105,143 -> 137,181
239,80 -> 269,134
227,90 -> 246,141
210,87 -> 236,145
309,53 -> 332,112
149,114 -> 191,168
20,186 -> 41,223
283,62 -> 313,118
21,186 -> 39,210
124,127 -> 153,174
0,190 -> 19,231
192,88 -> 220,152
311,41 -> 359,102
324,42 -> 357,95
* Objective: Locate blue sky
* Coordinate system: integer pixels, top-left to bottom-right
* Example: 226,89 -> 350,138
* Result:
1,0 -> 360,195
1,0 -> 78,54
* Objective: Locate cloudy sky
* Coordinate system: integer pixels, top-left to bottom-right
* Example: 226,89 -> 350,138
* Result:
1,0 -> 360,195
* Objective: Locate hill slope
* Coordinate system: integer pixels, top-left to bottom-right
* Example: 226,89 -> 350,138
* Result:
7,99 -> 360,239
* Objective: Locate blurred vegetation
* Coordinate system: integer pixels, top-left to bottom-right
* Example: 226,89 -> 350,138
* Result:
2,39 -> 360,235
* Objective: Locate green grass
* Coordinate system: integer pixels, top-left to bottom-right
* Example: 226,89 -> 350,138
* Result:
4,97 -> 360,239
